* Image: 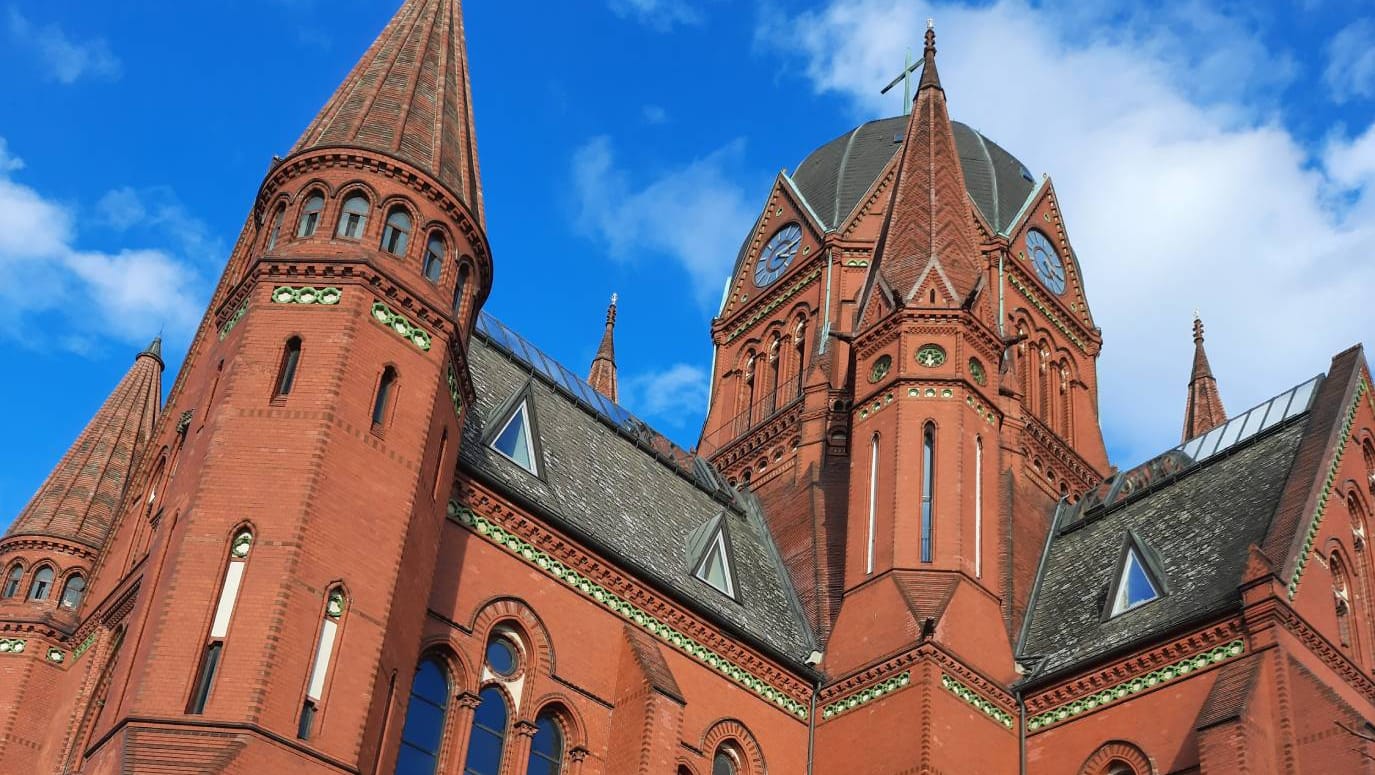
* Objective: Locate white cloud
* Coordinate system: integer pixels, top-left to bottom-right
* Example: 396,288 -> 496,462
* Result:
642,104 -> 669,124
97,186 -> 222,262
608,0 -> 701,30
0,139 -> 206,351
759,0 -> 1375,464
6,8 -> 122,85
0,138 -> 23,173
1325,18 -> 1375,103
625,363 -> 710,428
571,135 -> 757,306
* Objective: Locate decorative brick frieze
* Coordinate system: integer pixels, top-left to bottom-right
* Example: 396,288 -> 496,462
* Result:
0,638 -> 26,654
1022,413 -> 1101,491
1007,272 -> 1089,354
817,644 -> 1015,729
217,299 -> 248,341
270,285 -> 342,306
941,674 -> 1015,728
1289,378 -> 1369,599
822,672 -> 910,719
723,267 -> 822,344
371,301 -> 432,352
1027,639 -> 1246,731
450,496 -> 812,719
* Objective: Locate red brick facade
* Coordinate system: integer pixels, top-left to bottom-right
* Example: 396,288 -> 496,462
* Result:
3,3 -> 1375,774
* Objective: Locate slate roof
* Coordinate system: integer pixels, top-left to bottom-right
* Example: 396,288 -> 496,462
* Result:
458,316 -> 816,665
791,116 -> 1035,233
1017,413 -> 1311,682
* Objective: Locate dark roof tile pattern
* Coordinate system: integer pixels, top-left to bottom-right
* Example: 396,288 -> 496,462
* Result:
460,329 -> 816,663
1018,418 -> 1309,680
1194,655 -> 1261,730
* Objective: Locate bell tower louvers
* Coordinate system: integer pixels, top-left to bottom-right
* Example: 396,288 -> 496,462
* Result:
74,1 -> 492,772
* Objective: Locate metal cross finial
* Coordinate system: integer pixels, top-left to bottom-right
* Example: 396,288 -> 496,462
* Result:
880,46 -> 922,113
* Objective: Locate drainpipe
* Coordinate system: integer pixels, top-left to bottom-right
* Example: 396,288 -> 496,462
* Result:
1016,683 -> 1027,775
820,248 -> 834,354
807,676 -> 819,774
998,252 -> 1006,338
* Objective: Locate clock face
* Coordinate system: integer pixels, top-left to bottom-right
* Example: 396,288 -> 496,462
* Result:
1026,230 -> 1066,295
754,223 -> 803,288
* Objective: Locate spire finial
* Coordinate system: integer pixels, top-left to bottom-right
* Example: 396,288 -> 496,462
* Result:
140,335 -> 164,363
607,293 -> 618,327
589,293 -> 619,402
919,20 -> 941,90
1192,313 -> 1204,345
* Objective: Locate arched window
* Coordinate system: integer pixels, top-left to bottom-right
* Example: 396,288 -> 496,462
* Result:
1,564 -> 21,598
28,566 -> 54,601
921,423 -> 935,563
712,746 -> 739,775
267,204 -> 285,249
298,193 -> 325,237
424,233 -> 445,283
275,336 -> 302,397
974,436 -> 983,579
337,194 -> 370,239
298,587 -> 347,740
372,367 -> 398,428
866,434 -> 879,574
1333,552 -> 1360,657
744,354 -> 757,428
189,529 -> 254,714
461,686 -> 509,775
382,207 -> 412,256
767,337 -> 781,414
525,712 -> 563,774
60,574 -> 86,609
396,657 -> 448,775
793,319 -> 806,397
453,263 -> 470,318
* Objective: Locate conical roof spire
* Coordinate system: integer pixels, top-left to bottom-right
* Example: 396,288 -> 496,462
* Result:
1182,314 -> 1227,441
870,24 -> 982,305
142,335 -> 163,364
588,294 -> 618,403
9,341 -> 163,548
291,0 -> 483,217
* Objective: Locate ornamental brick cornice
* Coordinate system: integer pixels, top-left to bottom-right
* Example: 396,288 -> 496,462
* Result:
710,399 -> 803,471
817,643 -> 1015,728
1024,620 -> 1243,716
0,536 -> 100,563
1021,414 -> 1102,490
1250,592 -> 1375,706
716,264 -> 823,343
1004,263 -> 1099,355
257,147 -> 490,268
451,482 -> 812,718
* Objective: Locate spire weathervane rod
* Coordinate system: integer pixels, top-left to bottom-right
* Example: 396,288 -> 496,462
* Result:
880,20 -> 935,114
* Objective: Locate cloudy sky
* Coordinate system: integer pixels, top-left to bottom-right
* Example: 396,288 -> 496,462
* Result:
1,0 -> 1373,519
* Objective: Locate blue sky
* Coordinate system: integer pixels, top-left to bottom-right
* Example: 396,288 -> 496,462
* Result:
3,0 -> 1375,523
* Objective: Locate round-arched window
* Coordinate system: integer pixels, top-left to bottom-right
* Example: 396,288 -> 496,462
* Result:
337,194 -> 370,239
60,574 -> 86,609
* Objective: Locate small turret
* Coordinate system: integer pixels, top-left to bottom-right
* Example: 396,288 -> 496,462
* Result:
588,293 -> 619,402
1182,315 -> 1227,441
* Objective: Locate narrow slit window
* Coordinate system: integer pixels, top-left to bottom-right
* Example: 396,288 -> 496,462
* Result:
299,588 -> 345,739
974,436 -> 983,579
1,564 -> 21,598
60,574 -> 86,609
423,233 -> 445,283
921,423 -> 935,563
867,434 -> 878,574
490,401 -> 537,475
298,194 -> 324,237
432,430 -> 448,499
275,337 -> 302,397
453,263 -> 470,318
1111,546 -> 1161,616
372,367 -> 398,428
28,566 -> 54,601
267,205 -> 285,249
381,207 -> 412,256
693,526 -> 735,598
190,529 -> 253,714
337,194 -> 370,239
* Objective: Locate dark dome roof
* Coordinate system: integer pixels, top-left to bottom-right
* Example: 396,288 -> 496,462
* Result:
791,115 -> 1036,234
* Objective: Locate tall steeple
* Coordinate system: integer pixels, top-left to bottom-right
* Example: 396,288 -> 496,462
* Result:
8,339 -> 162,548
1182,315 -> 1227,441
588,293 -> 619,402
292,0 -> 483,217
871,24 -> 983,304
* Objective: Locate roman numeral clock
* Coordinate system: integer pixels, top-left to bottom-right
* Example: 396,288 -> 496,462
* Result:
755,223 -> 803,287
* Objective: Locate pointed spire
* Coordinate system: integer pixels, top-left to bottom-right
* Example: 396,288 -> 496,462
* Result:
9,341 -> 163,548
141,335 -> 163,364
919,19 -> 941,91
1182,314 -> 1227,442
870,23 -> 982,306
291,0 -> 483,216
588,294 -> 618,403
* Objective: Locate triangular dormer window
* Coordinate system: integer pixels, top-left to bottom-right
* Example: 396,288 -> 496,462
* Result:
489,399 -> 538,475
1108,537 -> 1164,617
691,520 -> 737,599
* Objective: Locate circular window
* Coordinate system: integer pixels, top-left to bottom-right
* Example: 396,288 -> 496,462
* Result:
915,344 -> 947,368
968,358 -> 986,385
869,354 -> 892,383
486,634 -> 519,677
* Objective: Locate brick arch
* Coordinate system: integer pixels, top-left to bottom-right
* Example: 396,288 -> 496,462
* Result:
468,596 -> 556,677
701,718 -> 765,775
1078,740 -> 1153,774
415,636 -> 476,695
526,693 -> 587,751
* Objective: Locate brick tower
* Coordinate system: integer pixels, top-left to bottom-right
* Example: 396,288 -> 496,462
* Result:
57,1 -> 491,772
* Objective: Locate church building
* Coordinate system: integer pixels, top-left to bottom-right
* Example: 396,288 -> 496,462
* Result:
3,2 -> 1375,773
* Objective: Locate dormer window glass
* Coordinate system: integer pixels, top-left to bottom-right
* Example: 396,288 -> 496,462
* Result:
1111,547 -> 1161,616
298,194 -> 324,237
337,194 -> 370,239
491,401 -> 538,475
693,525 -> 736,598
